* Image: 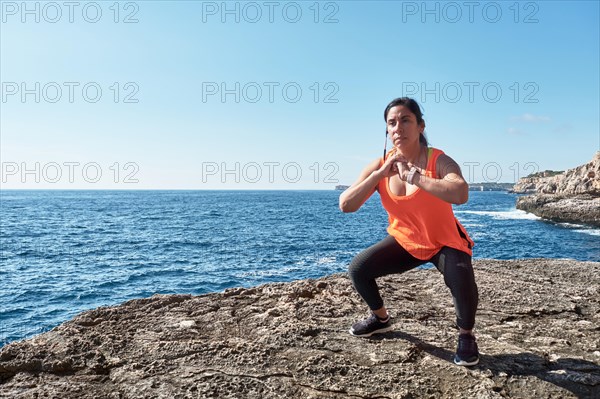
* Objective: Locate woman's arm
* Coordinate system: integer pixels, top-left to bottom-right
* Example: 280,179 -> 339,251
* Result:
339,152 -> 404,212
339,159 -> 382,213
410,153 -> 469,205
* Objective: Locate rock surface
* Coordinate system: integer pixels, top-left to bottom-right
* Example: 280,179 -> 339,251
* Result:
513,152 -> 600,226
515,194 -> 600,226
1,259 -> 599,399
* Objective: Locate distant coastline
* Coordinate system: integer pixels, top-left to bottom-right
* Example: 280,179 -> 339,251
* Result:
335,183 -> 514,191
467,182 -> 514,191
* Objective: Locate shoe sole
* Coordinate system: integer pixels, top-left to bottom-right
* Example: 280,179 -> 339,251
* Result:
348,325 -> 394,337
453,356 -> 479,366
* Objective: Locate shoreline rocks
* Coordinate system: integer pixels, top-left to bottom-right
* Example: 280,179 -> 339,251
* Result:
516,194 -> 600,226
513,152 -> 600,226
1,259 -> 599,398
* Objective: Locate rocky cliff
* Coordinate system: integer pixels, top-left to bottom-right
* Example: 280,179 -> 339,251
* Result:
513,152 -> 600,226
1,259 -> 599,398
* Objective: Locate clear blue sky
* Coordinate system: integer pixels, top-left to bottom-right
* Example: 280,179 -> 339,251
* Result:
1,0 -> 599,189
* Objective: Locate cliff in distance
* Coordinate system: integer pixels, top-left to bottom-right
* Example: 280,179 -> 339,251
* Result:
513,152 -> 600,226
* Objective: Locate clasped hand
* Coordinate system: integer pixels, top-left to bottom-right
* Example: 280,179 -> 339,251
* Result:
380,153 -> 419,183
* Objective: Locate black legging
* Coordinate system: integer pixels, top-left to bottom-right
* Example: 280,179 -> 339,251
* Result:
348,235 -> 478,330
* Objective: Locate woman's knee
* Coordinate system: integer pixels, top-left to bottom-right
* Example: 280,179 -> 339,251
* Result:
348,254 -> 369,282
436,247 -> 473,273
435,248 -> 477,290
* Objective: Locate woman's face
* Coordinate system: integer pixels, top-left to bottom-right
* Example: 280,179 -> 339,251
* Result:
386,105 -> 424,149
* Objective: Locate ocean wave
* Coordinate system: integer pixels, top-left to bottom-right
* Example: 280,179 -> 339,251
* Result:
455,209 -> 540,220
573,229 -> 600,237
315,256 -> 337,265
462,223 -> 485,228
556,223 -> 600,236
557,222 -> 583,228
235,266 -> 301,279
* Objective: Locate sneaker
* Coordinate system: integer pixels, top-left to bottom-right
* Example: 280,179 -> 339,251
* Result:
349,313 -> 393,337
454,333 -> 479,366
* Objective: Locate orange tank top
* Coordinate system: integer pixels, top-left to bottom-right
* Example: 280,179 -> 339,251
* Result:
378,147 -> 474,260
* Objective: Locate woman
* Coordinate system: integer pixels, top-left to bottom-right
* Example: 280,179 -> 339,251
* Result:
339,97 -> 479,366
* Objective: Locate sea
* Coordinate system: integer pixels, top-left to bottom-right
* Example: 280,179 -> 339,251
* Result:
1,190 -> 598,348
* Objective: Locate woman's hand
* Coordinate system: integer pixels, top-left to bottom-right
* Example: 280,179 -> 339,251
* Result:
377,152 -> 406,179
378,151 -> 422,184
394,159 -> 423,184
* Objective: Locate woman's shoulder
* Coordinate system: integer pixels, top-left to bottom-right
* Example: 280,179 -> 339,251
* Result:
430,147 -> 459,164
428,146 -> 445,156
430,148 -> 463,177
427,147 -> 445,168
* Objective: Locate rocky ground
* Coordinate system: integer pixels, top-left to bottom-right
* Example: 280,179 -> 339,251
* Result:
513,152 -> 600,226
516,194 -> 600,226
1,259 -> 599,399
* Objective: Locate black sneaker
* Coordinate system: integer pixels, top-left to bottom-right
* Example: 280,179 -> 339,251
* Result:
454,333 -> 479,366
349,313 -> 393,337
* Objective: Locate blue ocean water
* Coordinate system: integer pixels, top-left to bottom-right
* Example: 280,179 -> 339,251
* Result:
1,190 -> 598,347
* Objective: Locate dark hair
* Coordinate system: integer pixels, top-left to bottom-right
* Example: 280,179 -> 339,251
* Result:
383,97 -> 428,146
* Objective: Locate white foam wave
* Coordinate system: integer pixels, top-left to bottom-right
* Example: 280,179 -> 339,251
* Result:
554,223 -> 600,236
236,266 -> 300,279
455,209 -> 540,221
574,229 -> 600,237
462,223 -> 485,228
557,222 -> 581,228
316,256 -> 336,265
